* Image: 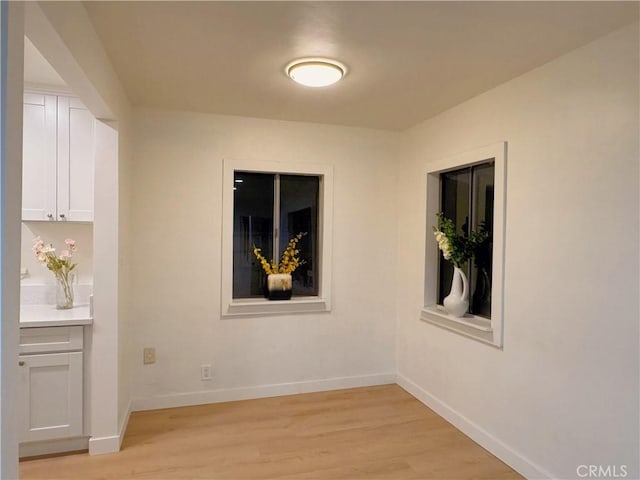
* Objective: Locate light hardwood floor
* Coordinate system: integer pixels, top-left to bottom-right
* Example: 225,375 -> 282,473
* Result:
20,385 -> 521,479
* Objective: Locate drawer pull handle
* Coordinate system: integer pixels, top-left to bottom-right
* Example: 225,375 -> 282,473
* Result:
18,361 -> 25,366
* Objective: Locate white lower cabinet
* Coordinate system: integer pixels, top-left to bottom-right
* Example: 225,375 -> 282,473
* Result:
18,352 -> 83,442
18,326 -> 84,445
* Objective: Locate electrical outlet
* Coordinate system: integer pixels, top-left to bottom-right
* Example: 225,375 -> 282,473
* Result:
201,364 -> 212,381
143,347 -> 156,365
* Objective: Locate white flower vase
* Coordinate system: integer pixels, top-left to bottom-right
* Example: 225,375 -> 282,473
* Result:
444,267 -> 469,317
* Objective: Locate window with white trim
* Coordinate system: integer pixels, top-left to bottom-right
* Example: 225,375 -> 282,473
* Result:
222,159 -> 333,317
421,142 -> 506,347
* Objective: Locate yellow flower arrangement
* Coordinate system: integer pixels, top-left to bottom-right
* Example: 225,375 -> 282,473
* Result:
253,232 -> 307,275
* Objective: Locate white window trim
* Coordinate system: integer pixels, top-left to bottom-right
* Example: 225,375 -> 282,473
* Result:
420,142 -> 507,348
221,158 -> 333,317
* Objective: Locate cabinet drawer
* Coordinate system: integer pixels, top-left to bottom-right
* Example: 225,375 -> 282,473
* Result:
19,326 -> 83,354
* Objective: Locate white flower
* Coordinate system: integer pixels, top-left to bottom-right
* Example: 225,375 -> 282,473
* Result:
434,228 -> 454,260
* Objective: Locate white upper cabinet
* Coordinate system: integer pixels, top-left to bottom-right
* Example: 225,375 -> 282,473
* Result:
22,93 -> 95,222
22,94 -> 57,221
57,97 -> 95,222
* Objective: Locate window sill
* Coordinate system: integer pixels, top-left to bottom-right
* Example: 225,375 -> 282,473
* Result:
420,305 -> 500,347
223,296 -> 330,317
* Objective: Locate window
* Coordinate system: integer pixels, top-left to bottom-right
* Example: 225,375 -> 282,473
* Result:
438,163 -> 494,318
222,159 -> 333,317
421,142 -> 506,347
232,172 -> 319,298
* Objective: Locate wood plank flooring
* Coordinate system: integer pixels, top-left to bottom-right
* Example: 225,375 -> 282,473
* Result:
20,385 -> 521,479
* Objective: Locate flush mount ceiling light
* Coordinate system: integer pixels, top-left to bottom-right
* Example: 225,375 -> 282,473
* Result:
286,58 -> 346,87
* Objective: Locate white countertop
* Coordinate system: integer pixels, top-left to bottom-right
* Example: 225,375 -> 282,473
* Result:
20,304 -> 93,328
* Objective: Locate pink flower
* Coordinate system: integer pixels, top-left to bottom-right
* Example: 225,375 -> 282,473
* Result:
32,237 -> 44,254
65,238 -> 77,251
32,237 -> 78,272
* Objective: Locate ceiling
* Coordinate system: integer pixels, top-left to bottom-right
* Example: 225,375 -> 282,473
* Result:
81,1 -> 638,131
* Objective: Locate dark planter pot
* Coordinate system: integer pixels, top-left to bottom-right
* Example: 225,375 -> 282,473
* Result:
265,289 -> 292,301
264,273 -> 293,301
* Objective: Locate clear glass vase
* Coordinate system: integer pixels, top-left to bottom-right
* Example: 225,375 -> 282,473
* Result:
56,273 -> 74,310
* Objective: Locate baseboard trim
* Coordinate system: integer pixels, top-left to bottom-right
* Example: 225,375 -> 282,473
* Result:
132,373 -> 397,412
19,437 -> 88,458
87,401 -> 132,456
396,374 -> 554,480
88,435 -> 120,456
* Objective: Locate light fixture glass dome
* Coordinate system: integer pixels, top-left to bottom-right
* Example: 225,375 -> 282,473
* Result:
286,58 -> 346,87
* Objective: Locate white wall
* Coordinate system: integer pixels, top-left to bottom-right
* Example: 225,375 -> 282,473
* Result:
396,23 -> 639,479
117,114 -> 134,445
130,109 -> 399,408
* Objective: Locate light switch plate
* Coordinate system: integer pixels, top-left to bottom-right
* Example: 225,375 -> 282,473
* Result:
143,347 -> 156,365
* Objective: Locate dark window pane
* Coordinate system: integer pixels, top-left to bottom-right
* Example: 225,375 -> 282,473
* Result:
470,163 -> 494,318
233,172 -> 274,298
438,168 -> 470,305
280,175 -> 319,296
437,163 -> 494,319
441,169 -> 471,237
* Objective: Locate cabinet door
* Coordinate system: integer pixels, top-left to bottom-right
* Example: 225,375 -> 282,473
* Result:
22,94 -> 57,221
57,97 -> 94,222
18,352 -> 83,443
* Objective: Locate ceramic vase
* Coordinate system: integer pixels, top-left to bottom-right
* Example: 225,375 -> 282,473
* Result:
265,273 -> 292,301
443,267 -> 468,317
